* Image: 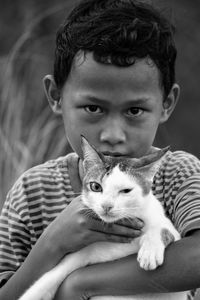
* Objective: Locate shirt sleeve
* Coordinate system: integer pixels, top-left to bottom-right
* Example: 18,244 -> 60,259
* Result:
0,179 -> 31,287
0,155 -> 74,288
173,173 -> 200,237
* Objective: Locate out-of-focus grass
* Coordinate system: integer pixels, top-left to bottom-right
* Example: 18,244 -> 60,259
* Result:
0,66 -> 68,211
0,4 -> 74,210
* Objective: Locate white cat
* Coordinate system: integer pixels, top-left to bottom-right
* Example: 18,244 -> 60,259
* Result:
19,137 -> 187,300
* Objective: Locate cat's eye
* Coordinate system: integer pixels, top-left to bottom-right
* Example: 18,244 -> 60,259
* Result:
90,182 -> 102,192
120,188 -> 132,194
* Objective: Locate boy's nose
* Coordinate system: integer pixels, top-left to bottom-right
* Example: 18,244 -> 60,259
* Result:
100,120 -> 126,145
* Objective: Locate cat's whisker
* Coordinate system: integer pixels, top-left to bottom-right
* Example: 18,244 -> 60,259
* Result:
113,207 -> 140,213
80,206 -> 92,215
120,215 -> 135,222
80,206 -> 100,219
115,207 -> 140,211
112,210 -> 140,221
99,219 -> 109,226
123,216 -> 138,224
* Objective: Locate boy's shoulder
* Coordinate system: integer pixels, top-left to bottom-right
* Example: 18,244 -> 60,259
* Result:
162,149 -> 200,174
16,152 -> 78,182
6,153 -> 79,209
153,149 -> 200,196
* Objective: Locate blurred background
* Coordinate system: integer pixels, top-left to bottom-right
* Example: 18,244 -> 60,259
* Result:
0,0 -> 200,298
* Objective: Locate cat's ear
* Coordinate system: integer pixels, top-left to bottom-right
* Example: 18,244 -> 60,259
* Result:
137,160 -> 162,182
134,146 -> 170,182
81,135 -> 104,172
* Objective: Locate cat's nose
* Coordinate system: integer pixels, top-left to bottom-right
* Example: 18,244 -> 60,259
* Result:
102,203 -> 113,213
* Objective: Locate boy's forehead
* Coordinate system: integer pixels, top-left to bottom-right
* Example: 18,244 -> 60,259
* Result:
65,51 -> 162,99
72,51 -> 159,77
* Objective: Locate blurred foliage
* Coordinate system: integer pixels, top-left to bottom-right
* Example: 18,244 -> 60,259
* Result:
0,0 -> 200,208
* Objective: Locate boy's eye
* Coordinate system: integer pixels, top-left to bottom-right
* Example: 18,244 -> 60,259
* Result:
84,105 -> 103,114
89,182 -> 102,192
126,107 -> 144,117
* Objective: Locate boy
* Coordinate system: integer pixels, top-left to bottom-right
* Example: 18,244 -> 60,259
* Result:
1,0 -> 200,299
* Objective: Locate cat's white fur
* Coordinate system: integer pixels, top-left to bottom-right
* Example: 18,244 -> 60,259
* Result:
19,139 -> 187,300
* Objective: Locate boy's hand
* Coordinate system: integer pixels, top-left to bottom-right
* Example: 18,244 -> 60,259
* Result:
45,196 -> 143,257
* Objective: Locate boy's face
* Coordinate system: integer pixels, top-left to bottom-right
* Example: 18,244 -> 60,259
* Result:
45,52 -> 178,159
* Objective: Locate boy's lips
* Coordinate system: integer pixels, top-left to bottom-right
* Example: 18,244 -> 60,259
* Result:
102,151 -> 128,157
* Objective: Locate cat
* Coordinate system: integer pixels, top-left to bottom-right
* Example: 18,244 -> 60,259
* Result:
19,136 -> 187,300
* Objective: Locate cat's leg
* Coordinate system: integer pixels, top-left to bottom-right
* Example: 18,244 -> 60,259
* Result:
137,227 -> 166,270
137,219 -> 180,270
136,193 -> 181,271
19,241 -> 139,300
19,249 -> 93,300
85,240 -> 140,264
18,266 -> 68,300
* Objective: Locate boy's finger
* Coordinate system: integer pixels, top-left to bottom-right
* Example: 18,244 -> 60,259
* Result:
90,220 -> 142,238
104,223 -> 142,238
116,218 -> 144,229
87,215 -> 144,231
90,215 -> 144,229
92,231 -> 135,244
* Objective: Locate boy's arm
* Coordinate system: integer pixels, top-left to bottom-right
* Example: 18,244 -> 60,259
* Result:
55,230 -> 200,299
0,196 -> 141,300
0,228 -> 62,300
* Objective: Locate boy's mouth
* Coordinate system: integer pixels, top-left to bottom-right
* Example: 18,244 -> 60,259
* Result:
102,151 -> 127,158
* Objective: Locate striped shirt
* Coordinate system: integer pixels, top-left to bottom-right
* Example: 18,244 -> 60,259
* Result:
1,150 -> 200,299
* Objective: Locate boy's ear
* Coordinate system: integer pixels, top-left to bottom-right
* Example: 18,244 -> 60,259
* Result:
43,75 -> 62,115
160,83 -> 180,123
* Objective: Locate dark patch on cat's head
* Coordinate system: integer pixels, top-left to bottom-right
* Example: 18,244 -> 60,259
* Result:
82,159 -> 114,193
118,161 -> 131,173
134,172 -> 152,196
117,162 -> 151,196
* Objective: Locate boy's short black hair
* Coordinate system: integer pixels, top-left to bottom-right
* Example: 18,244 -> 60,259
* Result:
54,0 -> 177,98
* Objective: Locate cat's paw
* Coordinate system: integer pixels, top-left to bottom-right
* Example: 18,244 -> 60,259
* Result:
137,236 -> 165,270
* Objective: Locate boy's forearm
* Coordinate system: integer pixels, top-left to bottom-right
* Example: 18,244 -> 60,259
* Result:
61,230 -> 200,298
0,229 -> 62,300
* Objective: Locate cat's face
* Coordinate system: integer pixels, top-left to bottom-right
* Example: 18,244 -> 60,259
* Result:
82,162 -> 150,223
81,136 -> 169,223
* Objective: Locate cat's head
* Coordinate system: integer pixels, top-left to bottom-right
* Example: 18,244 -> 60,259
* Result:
80,136 -> 169,223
